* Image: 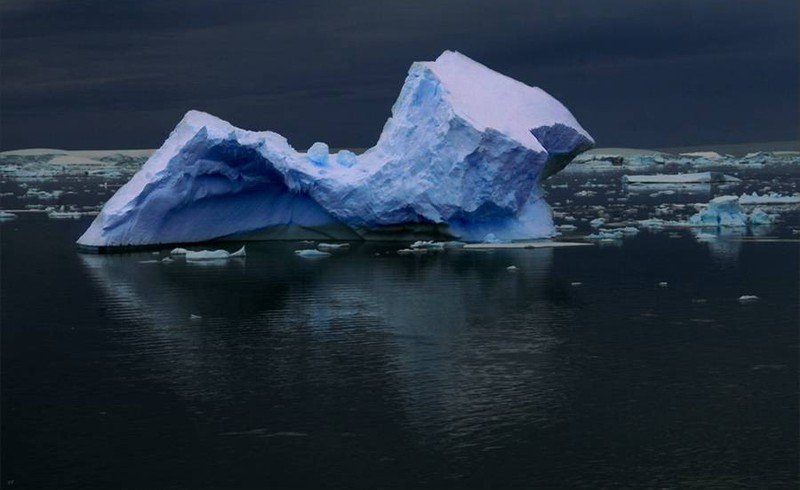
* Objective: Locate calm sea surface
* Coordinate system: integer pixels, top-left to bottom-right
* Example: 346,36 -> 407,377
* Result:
1,168 -> 798,488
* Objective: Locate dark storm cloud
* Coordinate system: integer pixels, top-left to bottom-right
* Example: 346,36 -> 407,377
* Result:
1,0 -> 797,150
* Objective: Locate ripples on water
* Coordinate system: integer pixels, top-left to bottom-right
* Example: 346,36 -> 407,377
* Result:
1,168 -> 798,488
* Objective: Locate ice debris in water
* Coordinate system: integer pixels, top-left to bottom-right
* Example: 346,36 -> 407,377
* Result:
589,218 -> 605,228
185,246 -> 246,261
688,196 -> 778,227
317,243 -> 350,252
506,265 -> 519,271
0,211 -> 18,221
738,295 -> 760,303
658,282 -> 668,287
170,247 -> 188,256
410,240 -> 446,250
749,208 -> 776,226
77,50 -> 594,248
294,249 -> 331,258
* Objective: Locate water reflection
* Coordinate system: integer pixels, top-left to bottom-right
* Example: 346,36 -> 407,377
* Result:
80,245 -> 574,447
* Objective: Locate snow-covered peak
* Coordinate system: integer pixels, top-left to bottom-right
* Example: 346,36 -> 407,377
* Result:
424,50 -> 592,151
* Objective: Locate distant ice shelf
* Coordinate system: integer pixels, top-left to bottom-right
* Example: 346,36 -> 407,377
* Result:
622,172 -> 740,184
77,50 -> 594,249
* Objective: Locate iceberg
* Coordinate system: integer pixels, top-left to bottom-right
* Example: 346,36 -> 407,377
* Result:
687,196 -> 776,228
77,50 -> 594,249
688,196 -> 749,227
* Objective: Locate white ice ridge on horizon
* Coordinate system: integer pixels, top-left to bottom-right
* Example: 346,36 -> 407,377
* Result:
78,50 -> 595,248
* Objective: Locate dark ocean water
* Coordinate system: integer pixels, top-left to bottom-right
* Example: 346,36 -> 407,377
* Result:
1,170 -> 799,489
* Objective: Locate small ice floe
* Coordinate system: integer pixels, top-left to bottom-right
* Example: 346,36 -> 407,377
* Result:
294,249 -> 331,259
170,247 -> 188,256
0,211 -> 18,221
189,314 -> 203,320
658,282 -> 668,288
637,218 -> 668,229
749,208 -> 776,226
570,282 -> 582,286
622,172 -> 739,184
738,192 -> 800,205
185,246 -> 246,261
506,265 -> 519,272
161,257 -> 175,264
586,227 -> 637,241
589,218 -> 605,228
738,295 -> 760,303
47,206 -> 82,219
317,242 -> 350,252
410,240 -> 445,251
557,224 -> 577,232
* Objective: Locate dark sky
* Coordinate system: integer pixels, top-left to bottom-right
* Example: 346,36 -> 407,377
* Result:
1,0 -> 798,150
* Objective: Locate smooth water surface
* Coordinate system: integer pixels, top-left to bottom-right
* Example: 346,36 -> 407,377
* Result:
1,168 -> 798,488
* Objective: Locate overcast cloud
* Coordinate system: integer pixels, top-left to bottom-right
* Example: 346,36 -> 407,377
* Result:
1,0 -> 797,150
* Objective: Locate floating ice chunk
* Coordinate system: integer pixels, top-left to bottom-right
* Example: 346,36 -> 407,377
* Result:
557,224 -> 577,232
410,240 -> 445,250
335,150 -> 357,168
0,211 -> 18,221
294,249 -> 331,258
738,295 -> 760,303
738,192 -> 800,205
586,230 -> 623,241
589,218 -> 605,228
48,209 -> 82,219
190,314 -> 203,320
185,246 -> 246,261
170,247 -> 188,256
658,282 -> 668,287
306,142 -> 329,166
506,265 -> 519,272
317,242 -> 350,252
570,281 -> 582,286
161,257 -> 175,263
687,196 -> 748,227
748,208 -> 775,225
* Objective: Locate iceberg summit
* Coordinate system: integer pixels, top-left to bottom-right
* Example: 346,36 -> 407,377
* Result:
78,51 -> 594,248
